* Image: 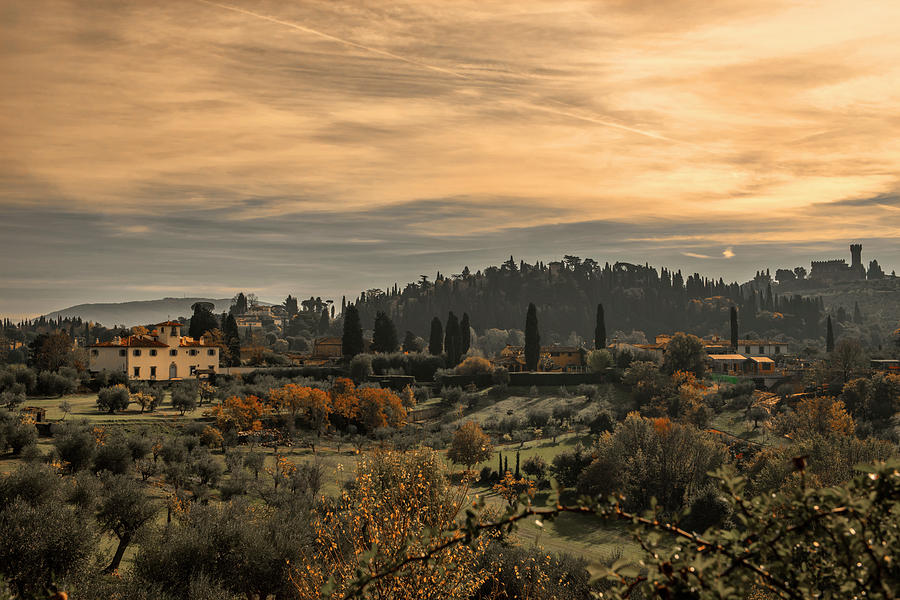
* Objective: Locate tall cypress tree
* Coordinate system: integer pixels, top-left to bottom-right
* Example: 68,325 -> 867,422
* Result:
188,302 -> 219,340
428,317 -> 443,356
372,311 -> 399,353
342,305 -> 364,358
826,315 -> 835,353
524,303 -> 540,371
594,303 -> 606,350
444,312 -> 461,367
223,313 -> 242,367
318,308 -> 330,335
460,313 -> 471,355
730,306 -> 739,350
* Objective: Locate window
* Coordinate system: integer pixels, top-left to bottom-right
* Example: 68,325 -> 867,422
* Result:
745,346 -> 751,354
150,366 -> 157,378
171,327 -> 178,336
133,366 -> 140,377
119,349 -> 126,357
133,349 -> 141,357
189,366 -> 197,375
208,365 -> 215,371
207,349 -> 215,356
775,346 -> 781,354
189,349 -> 198,356
758,346 -> 764,354
170,349 -> 177,356
91,349 -> 99,356
150,349 -> 157,356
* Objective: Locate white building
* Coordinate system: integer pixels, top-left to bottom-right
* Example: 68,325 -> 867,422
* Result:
88,321 -> 219,381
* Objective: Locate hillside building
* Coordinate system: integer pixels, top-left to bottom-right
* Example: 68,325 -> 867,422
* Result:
88,321 -> 219,381
809,244 -> 867,283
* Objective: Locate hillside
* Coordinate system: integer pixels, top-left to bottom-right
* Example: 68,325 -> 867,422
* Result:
44,297 -> 236,327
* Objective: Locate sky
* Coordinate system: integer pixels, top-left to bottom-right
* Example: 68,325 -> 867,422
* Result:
2,0 -> 899,318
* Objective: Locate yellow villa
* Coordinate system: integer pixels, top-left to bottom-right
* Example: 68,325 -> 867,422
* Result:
88,321 -> 219,381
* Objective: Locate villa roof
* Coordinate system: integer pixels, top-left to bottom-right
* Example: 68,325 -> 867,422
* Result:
156,321 -> 183,327
748,356 -> 775,363
708,354 -> 747,361
90,336 -> 168,348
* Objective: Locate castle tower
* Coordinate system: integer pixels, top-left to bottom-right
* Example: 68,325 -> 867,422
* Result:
849,244 -> 865,280
850,244 -> 862,269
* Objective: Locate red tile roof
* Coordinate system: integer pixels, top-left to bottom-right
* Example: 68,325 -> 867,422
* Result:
156,321 -> 183,327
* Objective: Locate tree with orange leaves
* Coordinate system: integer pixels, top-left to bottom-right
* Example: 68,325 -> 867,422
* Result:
330,378 -> 359,421
356,387 -> 407,431
782,396 -> 856,438
205,395 -> 271,432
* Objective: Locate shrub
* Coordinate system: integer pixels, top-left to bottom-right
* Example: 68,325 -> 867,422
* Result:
440,386 -> 464,406
5,420 -> 37,455
576,383 -> 599,400
447,421 -> 493,470
455,356 -> 493,376
170,384 -> 198,415
93,441 -> 132,475
349,354 -> 374,380
525,408 -> 550,428
522,455 -> 547,482
37,370 -> 76,397
550,445 -> 592,488
491,366 -> 510,386
478,466 -> 494,484
53,424 -> 97,472
552,403 -> 575,423
586,349 -> 613,373
97,384 -> 130,413
200,426 -> 225,449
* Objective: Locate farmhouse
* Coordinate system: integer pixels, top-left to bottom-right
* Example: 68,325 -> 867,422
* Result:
88,321 -> 219,381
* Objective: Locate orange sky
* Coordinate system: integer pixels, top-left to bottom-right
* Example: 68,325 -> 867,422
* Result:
1,0 -> 899,316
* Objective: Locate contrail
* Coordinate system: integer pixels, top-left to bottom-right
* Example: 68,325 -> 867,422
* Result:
195,0 -> 693,146
196,0 -> 469,79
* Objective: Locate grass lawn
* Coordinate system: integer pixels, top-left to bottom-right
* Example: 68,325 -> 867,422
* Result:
20,392 -> 211,425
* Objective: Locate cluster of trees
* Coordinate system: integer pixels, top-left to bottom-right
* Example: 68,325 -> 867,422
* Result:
347,255 -> 825,346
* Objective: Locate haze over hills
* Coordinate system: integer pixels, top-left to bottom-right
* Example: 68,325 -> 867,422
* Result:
44,297 -> 238,327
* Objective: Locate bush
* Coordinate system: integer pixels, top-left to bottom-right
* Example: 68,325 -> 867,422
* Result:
5,420 -> 37,455
479,466 -> 494,484
349,354 -> 374,380
552,403 -> 576,423
576,383 -> 599,400
525,408 -> 550,428
93,441 -> 132,475
455,356 -> 493,376
586,349 -> 613,373
97,384 -> 130,413
440,386 -> 464,406
550,445 -> 592,488
170,383 -> 198,415
37,370 -> 77,397
522,455 -> 547,482
491,366 -> 510,386
53,423 -> 97,472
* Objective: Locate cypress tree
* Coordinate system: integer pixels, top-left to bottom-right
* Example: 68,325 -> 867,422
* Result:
342,305 -> 364,358
826,315 -> 835,353
402,330 -> 418,352
318,308 -> 330,335
514,450 -> 520,478
372,311 -> 399,353
524,303 -> 540,371
503,456 -> 508,474
188,302 -> 219,340
444,312 -> 461,366
730,306 -> 739,350
460,313 -> 471,355
428,317 -> 443,356
498,452 -> 503,477
594,303 -> 606,350
223,313 -> 242,367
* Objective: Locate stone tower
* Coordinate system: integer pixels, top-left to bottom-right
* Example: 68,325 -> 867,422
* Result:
849,244 -> 865,279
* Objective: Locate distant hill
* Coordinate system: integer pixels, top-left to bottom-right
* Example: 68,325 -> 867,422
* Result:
44,297 -> 237,327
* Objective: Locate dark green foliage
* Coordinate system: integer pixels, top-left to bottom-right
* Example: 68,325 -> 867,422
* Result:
1,414 -> 37,455
188,302 -> 219,340
661,332 -> 707,377
222,313 -> 242,367
341,305 -> 364,359
37,370 -> 77,397
428,316 -> 443,356
522,455 -> 547,482
53,423 -> 97,472
826,314 -> 835,352
98,474 -> 157,572
283,294 -> 298,317
460,313 -> 471,355
729,305 -> 739,349
524,303 -> 540,371
475,543 -> 594,600
231,292 -> 248,315
444,312 -> 462,367
402,330 -> 420,352
371,311 -> 399,353
594,303 -> 606,350
549,445 -> 592,488
171,381 -> 198,415
93,440 -> 132,475
0,464 -> 98,597
97,384 -> 130,413
132,499 -> 313,600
